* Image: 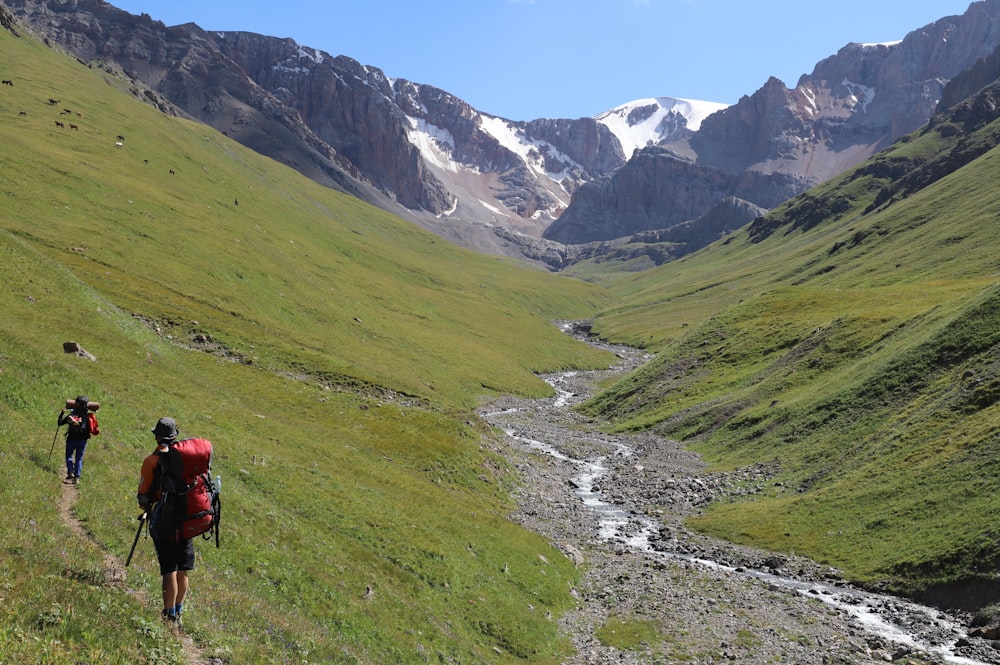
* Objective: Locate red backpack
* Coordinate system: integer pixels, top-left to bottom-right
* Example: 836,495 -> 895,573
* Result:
152,437 -> 221,545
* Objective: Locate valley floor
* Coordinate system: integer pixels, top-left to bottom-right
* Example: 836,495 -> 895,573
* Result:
479,332 -> 1000,665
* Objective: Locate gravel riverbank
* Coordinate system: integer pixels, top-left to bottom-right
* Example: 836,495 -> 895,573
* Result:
478,331 -> 1000,665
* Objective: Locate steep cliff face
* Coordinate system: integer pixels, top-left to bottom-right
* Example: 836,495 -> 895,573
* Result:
146,26 -> 633,231
547,0 -> 1000,245
210,33 -> 453,214
524,117 -> 627,176
687,1 -> 1000,182
938,42 -> 1000,112
545,147 -> 808,244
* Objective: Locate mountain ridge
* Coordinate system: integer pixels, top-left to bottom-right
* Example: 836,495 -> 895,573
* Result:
549,1 -> 1000,248
9,0 -> 1000,269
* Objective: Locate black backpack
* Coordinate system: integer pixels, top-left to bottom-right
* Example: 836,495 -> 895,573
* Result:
65,412 -> 95,437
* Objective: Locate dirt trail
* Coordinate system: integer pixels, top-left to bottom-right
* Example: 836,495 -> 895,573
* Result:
57,480 -> 212,664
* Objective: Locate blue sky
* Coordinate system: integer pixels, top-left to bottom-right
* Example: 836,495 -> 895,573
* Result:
110,1 -> 976,121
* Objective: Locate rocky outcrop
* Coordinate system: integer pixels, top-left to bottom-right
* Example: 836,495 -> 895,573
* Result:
209,34 -> 453,214
0,2 -> 19,35
638,196 -> 768,248
937,42 -> 1000,112
748,75 -> 1000,244
544,147 -> 807,244
686,2 -> 1000,182
518,197 -> 765,271
548,0 -> 1000,246
523,117 -> 626,177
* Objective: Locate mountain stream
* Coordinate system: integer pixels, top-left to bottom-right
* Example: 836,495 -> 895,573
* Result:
479,327 -> 998,664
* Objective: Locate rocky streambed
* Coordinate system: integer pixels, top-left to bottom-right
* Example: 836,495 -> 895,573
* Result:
478,329 -> 1000,665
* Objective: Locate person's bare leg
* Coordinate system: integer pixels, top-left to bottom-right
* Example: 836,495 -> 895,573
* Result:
176,571 -> 188,607
161,571 -> 178,612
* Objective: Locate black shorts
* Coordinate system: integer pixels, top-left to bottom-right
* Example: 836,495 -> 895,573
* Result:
153,536 -> 195,576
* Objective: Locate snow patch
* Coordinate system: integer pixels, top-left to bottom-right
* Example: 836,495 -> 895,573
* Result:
297,46 -> 324,64
479,199 -> 505,216
859,40 -> 902,48
272,62 -> 311,76
594,96 -> 729,156
436,197 -> 458,218
799,86 -> 818,117
406,117 -> 460,172
842,78 -> 876,113
479,114 -> 583,180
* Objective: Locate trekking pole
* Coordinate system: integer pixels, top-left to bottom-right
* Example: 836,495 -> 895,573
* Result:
48,421 -> 63,460
125,512 -> 147,567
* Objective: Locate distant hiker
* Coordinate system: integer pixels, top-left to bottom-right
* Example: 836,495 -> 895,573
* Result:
58,395 -> 99,484
137,417 -> 219,626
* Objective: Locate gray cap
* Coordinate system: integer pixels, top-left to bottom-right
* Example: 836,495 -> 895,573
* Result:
151,416 -> 179,439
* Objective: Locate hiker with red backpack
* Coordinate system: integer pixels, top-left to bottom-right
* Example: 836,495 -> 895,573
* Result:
136,416 -> 220,625
58,395 -> 99,484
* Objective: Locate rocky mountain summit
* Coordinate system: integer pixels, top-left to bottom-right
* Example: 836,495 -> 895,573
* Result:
547,1 -> 1000,247
7,0 -> 1000,269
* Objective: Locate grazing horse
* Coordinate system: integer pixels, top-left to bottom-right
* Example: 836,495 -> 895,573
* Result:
1,80 -> 12,86
54,120 -> 65,128
69,123 -> 79,130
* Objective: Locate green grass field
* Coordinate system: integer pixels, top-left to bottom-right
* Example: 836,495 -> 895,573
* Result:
0,27 -> 615,663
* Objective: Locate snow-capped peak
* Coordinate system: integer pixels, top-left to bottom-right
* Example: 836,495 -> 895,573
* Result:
594,96 -> 729,156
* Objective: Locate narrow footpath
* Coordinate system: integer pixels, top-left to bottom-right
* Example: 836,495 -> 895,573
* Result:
58,480 -> 213,664
479,327 -> 999,665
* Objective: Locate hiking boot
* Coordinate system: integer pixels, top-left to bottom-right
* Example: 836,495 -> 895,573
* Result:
71,476 -> 79,484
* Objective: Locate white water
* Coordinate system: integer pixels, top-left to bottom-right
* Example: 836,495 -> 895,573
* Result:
487,371 -> 991,665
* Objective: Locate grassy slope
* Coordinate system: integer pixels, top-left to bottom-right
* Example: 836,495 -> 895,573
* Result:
0,28 -> 617,664
583,107 -> 1000,605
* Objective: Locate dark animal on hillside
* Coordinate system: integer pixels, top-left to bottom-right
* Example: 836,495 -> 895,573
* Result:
18,111 -> 26,116
69,123 -> 78,130
48,98 -> 58,105
1,80 -> 12,86
116,135 -> 125,141
169,169 -> 175,175
62,109 -> 71,114
234,199 -> 239,206
54,120 -> 64,128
